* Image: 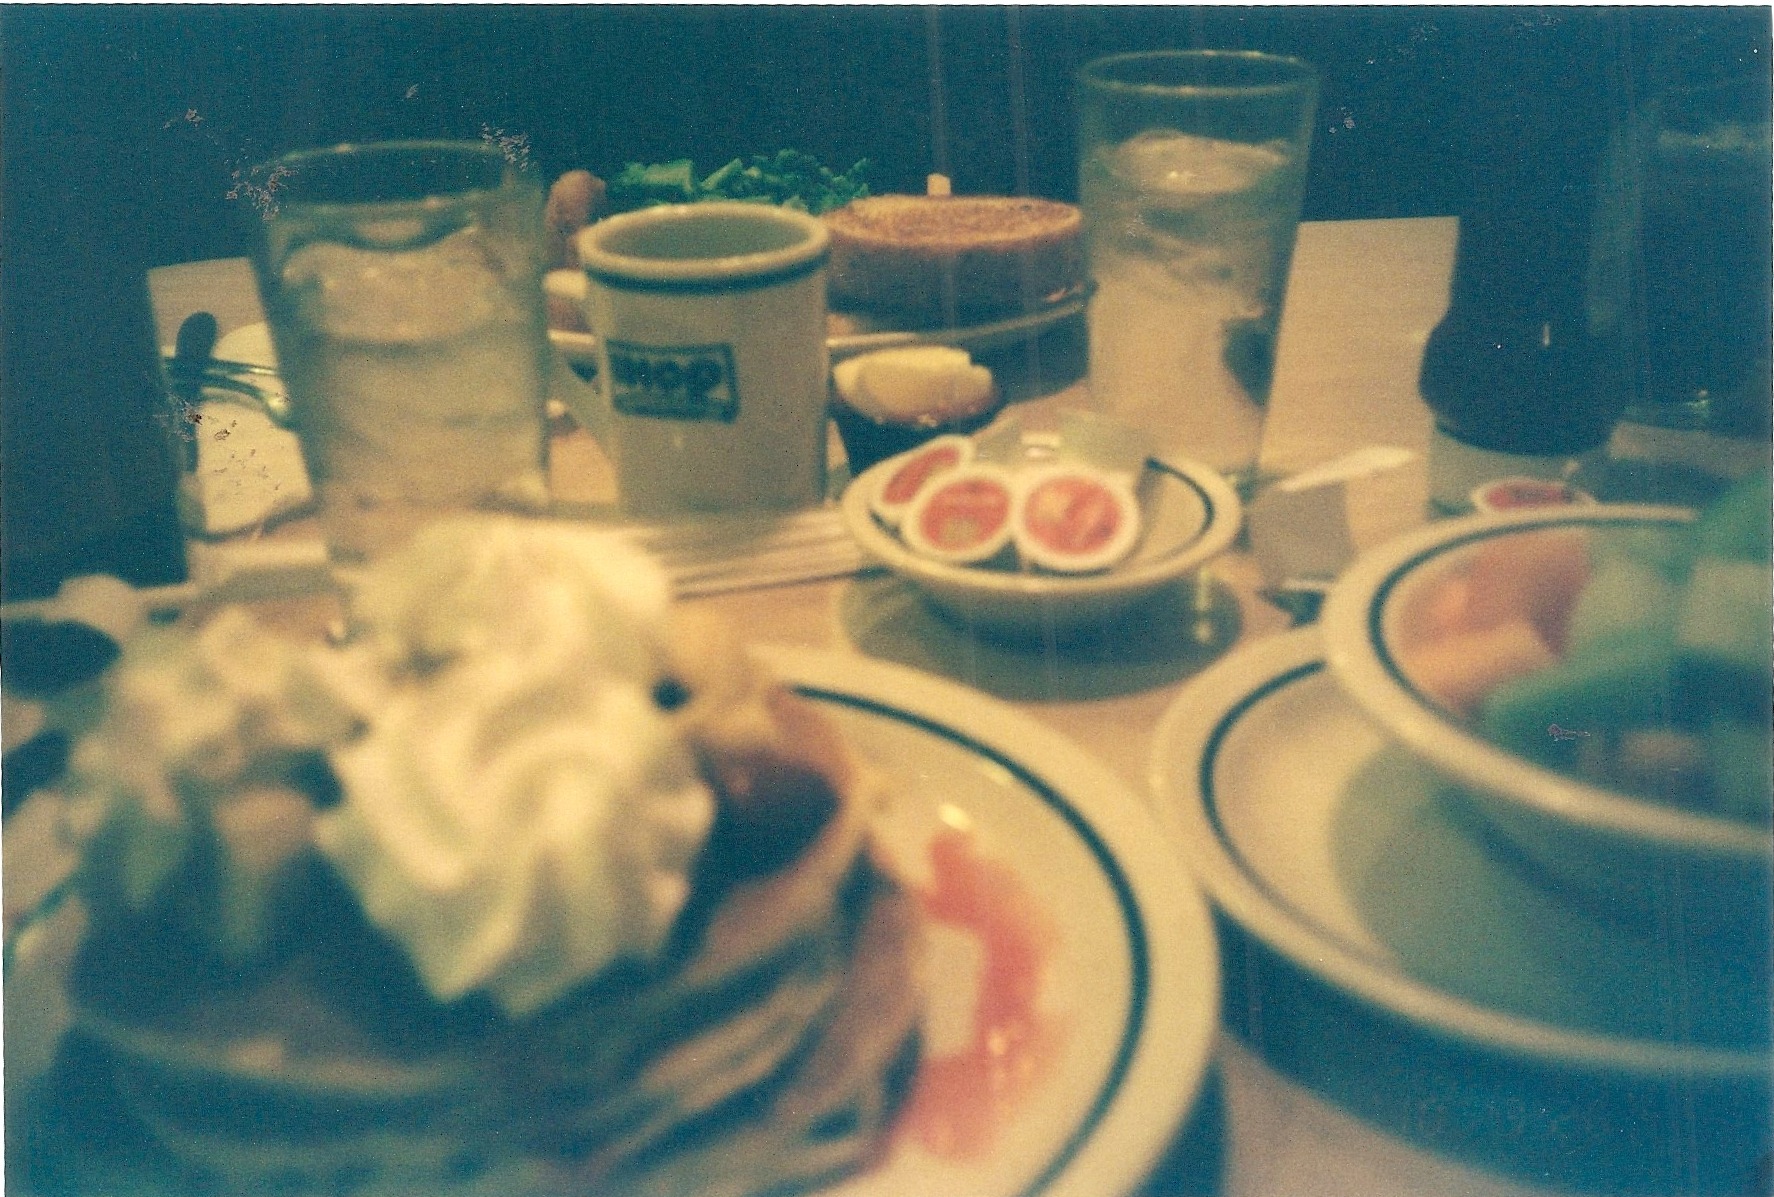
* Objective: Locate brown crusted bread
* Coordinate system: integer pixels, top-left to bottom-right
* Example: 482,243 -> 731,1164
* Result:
824,194 -> 1084,324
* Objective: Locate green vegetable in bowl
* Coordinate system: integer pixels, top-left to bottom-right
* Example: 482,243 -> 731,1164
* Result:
1478,472 -> 1773,823
607,150 -> 871,216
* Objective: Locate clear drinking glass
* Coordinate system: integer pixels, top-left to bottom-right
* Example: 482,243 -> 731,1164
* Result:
1078,51 -> 1318,490
1627,71 -> 1772,439
246,140 -> 552,567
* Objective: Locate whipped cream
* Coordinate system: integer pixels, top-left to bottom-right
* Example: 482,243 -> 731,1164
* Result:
833,346 -> 994,424
55,608 -> 356,951
313,518 -> 717,1017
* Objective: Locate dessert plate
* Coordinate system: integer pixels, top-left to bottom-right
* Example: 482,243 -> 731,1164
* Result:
763,647 -> 1219,1197
823,284 -> 1093,360
1148,627 -> 1769,1191
1150,627 -> 1768,1069
841,452 -> 1241,637
547,284 -> 1092,368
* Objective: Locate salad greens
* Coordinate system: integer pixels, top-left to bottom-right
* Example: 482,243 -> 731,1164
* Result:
606,150 -> 870,216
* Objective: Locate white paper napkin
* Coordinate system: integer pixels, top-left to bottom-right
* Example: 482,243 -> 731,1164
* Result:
179,397 -> 315,536
175,324 -> 314,537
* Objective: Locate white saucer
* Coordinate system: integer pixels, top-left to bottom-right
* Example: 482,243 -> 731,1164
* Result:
1150,628 -> 1768,1073
1149,627 -> 1769,1190
824,285 -> 1092,360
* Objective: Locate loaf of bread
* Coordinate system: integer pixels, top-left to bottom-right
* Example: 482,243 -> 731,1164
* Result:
824,195 -> 1084,325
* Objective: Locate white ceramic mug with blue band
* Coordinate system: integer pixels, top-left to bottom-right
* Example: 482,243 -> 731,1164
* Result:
574,203 -> 830,516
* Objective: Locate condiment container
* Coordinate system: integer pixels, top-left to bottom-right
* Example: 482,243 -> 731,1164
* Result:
1013,465 -> 1141,573
870,434 -> 974,529
900,463 -> 1017,565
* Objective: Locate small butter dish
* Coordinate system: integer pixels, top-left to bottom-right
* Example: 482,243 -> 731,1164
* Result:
830,346 -> 1003,474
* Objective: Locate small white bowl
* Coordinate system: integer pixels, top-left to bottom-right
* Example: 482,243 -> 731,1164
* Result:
1321,505 -> 1772,939
842,452 -> 1240,636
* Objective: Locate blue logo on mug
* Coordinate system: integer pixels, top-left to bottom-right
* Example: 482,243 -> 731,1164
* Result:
608,340 -> 739,423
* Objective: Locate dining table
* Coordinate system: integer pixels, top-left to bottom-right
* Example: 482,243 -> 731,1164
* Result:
143,213 -> 1452,791
98,213 -> 1703,1197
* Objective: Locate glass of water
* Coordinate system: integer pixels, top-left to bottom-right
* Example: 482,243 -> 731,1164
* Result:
247,141 -> 552,567
1078,51 -> 1318,490
1629,71 -> 1772,440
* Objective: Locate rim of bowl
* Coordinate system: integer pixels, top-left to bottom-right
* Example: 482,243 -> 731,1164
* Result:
1321,504 -> 1770,860
841,453 -> 1242,601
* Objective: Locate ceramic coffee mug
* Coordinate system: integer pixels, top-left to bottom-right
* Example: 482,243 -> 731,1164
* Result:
574,203 -> 830,516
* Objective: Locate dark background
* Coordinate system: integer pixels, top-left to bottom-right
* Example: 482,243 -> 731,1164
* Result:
2,5 -> 1769,598
6,5 -> 1770,262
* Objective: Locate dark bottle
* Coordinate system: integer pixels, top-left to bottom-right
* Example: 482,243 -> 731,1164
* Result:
1418,10 -> 1644,512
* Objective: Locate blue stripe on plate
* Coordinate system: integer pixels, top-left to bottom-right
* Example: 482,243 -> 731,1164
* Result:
1193,660 -> 1371,951
1147,459 -> 1216,566
1194,655 -> 1435,972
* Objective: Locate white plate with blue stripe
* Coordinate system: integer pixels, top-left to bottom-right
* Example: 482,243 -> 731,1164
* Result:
764,647 -> 1219,1197
1147,627 -> 1769,1189
1150,627 -> 1768,1073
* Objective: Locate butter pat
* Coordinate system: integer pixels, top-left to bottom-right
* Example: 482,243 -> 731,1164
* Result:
832,346 -> 995,425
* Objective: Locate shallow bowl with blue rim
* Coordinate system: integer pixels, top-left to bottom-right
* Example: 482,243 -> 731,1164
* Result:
841,453 -> 1241,638
1321,504 -> 1771,943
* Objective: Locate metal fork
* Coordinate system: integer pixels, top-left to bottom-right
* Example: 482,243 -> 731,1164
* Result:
163,311 -> 288,418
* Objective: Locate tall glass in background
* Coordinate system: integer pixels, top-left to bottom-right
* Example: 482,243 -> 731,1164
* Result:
248,141 -> 552,567
1078,51 -> 1318,489
1628,71 -> 1772,440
